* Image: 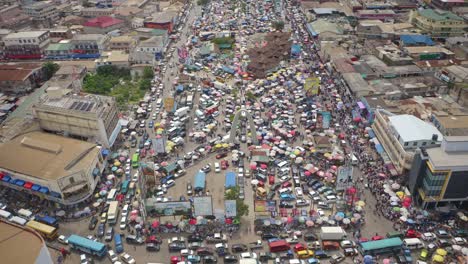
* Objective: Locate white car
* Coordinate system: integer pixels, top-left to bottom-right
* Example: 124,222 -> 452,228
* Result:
163,179 -> 175,189
132,172 -> 139,182
340,240 -> 356,248
120,217 -> 127,230
120,253 -> 136,264
108,250 -> 118,262
295,187 -> 303,197
214,162 -> 221,173
317,209 -> 325,217
421,232 -> 436,241
240,252 -> 258,259
280,176 -> 291,183
180,249 -> 194,256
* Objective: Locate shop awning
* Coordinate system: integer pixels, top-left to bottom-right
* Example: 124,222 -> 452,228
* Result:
0,171 -> 5,179
24,182 -> 33,189
2,175 -> 11,182
8,177 -> 15,184
39,187 -> 49,194
15,180 -> 25,186
31,184 -> 41,191
375,144 -> 384,154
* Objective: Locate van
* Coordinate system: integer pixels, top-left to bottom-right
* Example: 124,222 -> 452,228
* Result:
403,238 -> 424,249
350,154 -> 358,166
256,187 -> 267,197
122,205 -> 129,218
17,208 -> 33,220
279,188 -> 291,194
114,234 -> 124,253
10,216 -> 27,226
156,99 -> 163,108
277,161 -> 289,168
325,195 -> 337,203
0,209 -> 12,220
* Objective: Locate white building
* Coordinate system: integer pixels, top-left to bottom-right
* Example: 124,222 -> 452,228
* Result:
23,1 -> 58,27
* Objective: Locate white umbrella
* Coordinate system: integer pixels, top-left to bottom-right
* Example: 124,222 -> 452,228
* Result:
251,179 -> 259,185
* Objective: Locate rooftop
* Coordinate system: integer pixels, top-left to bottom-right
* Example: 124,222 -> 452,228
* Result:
0,63 -> 43,82
0,220 -> 47,264
72,34 -> 105,42
83,16 -> 124,28
389,114 -> 443,142
4,31 -> 48,39
404,46 -> 454,55
427,146 -> 468,169
0,131 -> 99,180
433,114 -> 468,136
400,35 -> 434,46
417,8 -> 463,21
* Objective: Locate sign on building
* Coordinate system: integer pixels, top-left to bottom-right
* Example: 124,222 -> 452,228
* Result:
145,200 -> 191,216
193,196 -> 213,216
225,200 -> 237,217
336,166 -> 353,191
254,200 -> 267,212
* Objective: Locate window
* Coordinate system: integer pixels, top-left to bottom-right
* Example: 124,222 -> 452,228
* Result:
413,142 -> 418,147
431,142 -> 436,145
422,142 -> 427,146
404,142 -> 409,146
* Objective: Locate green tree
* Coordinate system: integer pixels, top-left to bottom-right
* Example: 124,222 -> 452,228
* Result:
272,20 -> 285,31
43,62 -> 60,80
245,91 -> 256,100
143,66 -> 154,79
139,78 -> 151,90
225,186 -> 249,217
197,0 -> 210,6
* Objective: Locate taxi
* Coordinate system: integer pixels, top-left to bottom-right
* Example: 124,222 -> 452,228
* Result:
297,249 -> 314,259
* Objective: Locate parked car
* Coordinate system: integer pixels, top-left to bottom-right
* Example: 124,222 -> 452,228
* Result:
88,216 -> 98,230
330,253 -> 345,264
120,253 -> 136,264
231,243 -> 248,253
97,223 -> 105,237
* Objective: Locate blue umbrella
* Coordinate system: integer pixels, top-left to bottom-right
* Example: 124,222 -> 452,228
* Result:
336,212 -> 345,218
111,166 -> 118,172
407,219 -> 415,224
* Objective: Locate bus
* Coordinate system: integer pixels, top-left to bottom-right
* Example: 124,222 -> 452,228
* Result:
121,180 -> 130,195
179,96 -> 187,107
107,188 -> 118,202
107,201 -> 119,224
26,220 -> 58,240
114,233 -> 124,253
359,237 -> 403,256
68,234 -> 107,257
269,240 -> 290,252
131,153 -> 139,168
35,215 -> 59,228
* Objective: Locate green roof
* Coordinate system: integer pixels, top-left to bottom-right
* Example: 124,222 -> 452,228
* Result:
151,29 -> 168,36
418,9 -> 463,21
45,43 -> 72,51
218,43 -> 232,49
360,237 -> 403,251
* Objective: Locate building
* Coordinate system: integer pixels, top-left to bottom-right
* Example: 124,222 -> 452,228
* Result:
44,42 -> 73,60
372,110 -> 443,175
0,220 -> 53,264
48,28 -> 73,40
404,46 -> 455,61
3,31 -> 50,60
80,7 -> 115,17
71,34 -> 109,59
429,0 -> 468,10
42,65 -> 87,91
0,131 -> 104,206
410,9 -> 467,38
83,16 -> 125,34
33,92 -> 120,148
408,136 -> 468,209
135,35 -> 168,58
132,17 -> 144,29
0,5 -> 31,29
357,9 -> 396,21
399,35 -> 434,47
23,1 -> 58,28
431,113 -> 468,136
0,62 -> 43,94
144,11 -> 178,32
109,35 -> 136,52
95,50 -> 130,68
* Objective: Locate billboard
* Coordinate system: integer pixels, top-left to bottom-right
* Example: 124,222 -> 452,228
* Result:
164,97 -> 175,112
304,77 -> 320,95
145,199 -> 191,216
225,200 -> 237,217
336,166 -> 353,191
193,196 -> 213,216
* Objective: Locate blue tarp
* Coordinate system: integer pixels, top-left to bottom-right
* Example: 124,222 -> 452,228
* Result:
39,187 -> 49,194
368,129 -> 375,139
375,144 -> 384,154
291,44 -> 301,55
2,175 -> 10,182
31,184 -> 41,191
15,180 -> 25,186
101,149 -> 110,157
194,171 -> 206,191
225,172 -> 236,188
400,35 -> 434,46
176,85 -> 184,92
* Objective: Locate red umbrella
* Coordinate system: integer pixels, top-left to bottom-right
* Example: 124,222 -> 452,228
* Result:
260,164 -> 267,169
304,171 -> 311,177
189,218 -> 197,225
225,218 -> 233,224
151,221 -> 159,228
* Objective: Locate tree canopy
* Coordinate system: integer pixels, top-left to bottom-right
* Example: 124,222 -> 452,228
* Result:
43,62 -> 60,80
225,186 -> 249,217
272,20 -> 285,31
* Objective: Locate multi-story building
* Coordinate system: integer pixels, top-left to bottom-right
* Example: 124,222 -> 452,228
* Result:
109,35 -> 136,52
135,35 -> 168,58
71,34 -> 109,58
0,62 -> 44,94
0,131 -> 104,206
357,9 -> 396,21
23,1 -> 58,28
49,28 -> 73,40
81,7 -> 115,17
144,11 -> 178,33
33,92 -> 120,148
3,31 -> 50,59
408,136 -> 468,209
0,0 -> 19,5
428,0 -> 468,10
410,8 -> 467,38
0,5 -> 31,29
372,110 -> 443,175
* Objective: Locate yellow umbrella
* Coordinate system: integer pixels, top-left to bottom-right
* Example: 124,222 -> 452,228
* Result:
436,248 -> 447,256
396,191 -> 405,198
356,201 -> 365,207
215,144 -> 222,149
310,148 -> 316,153
293,149 -> 301,155
222,143 -> 229,148
324,153 -> 332,158
114,161 -> 121,167
432,255 -> 444,263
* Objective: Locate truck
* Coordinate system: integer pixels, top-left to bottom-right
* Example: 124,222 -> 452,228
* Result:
320,226 -> 347,241
213,81 -> 226,90
194,171 -> 206,192
175,106 -> 190,117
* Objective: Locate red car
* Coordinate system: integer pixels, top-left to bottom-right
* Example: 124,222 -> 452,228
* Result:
268,175 -> 275,185
257,181 -> 265,187
282,181 -> 292,188
371,236 -> 384,241
294,243 -> 306,252
170,256 -> 184,264
220,160 -> 229,170
216,153 -> 228,159
406,229 -> 420,238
